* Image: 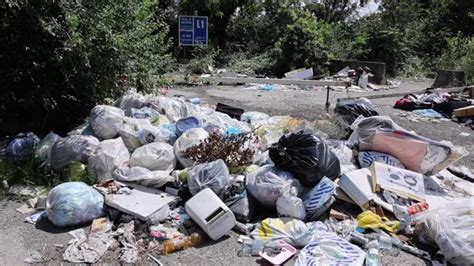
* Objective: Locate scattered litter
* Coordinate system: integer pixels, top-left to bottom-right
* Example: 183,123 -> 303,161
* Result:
24,250 -> 44,263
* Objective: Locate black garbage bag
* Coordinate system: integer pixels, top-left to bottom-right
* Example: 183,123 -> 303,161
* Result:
269,131 -> 341,187
334,98 -> 378,125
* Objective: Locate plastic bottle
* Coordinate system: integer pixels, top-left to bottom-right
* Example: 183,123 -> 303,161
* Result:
378,234 -> 401,256
159,232 -> 203,254
349,231 -> 369,247
365,240 -> 382,266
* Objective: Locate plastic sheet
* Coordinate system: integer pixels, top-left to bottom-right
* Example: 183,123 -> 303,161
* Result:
414,200 -> 474,264
130,142 -> 176,172
245,165 -> 301,208
1,132 -> 40,160
50,135 -> 100,171
113,166 -> 174,188
88,138 -> 130,181
188,159 -> 230,196
46,182 -> 105,227
90,105 -> 125,139
34,132 -> 62,166
269,131 -> 341,187
173,128 -> 209,168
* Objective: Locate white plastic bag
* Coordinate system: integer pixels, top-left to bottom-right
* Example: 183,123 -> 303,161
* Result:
173,128 -> 209,168
116,90 -> 146,116
240,111 -> 270,125
276,192 -> 306,220
113,166 -> 174,188
51,135 -> 100,171
34,132 -> 62,167
188,159 -> 230,196
200,110 -> 251,134
245,165 -> 302,208
130,142 -> 176,171
46,182 -> 105,227
250,218 -> 327,247
414,200 -> 474,264
295,232 -> 366,266
138,125 -> 176,145
88,138 -> 130,181
90,105 -> 125,139
148,96 -> 202,122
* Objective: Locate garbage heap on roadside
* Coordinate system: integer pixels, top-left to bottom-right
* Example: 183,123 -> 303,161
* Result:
2,90 -> 473,265
393,88 -> 474,129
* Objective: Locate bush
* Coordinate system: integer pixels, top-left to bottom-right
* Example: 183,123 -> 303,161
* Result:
0,0 -> 173,137
437,35 -> 474,83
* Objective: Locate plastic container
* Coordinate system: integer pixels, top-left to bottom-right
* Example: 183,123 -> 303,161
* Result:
365,240 -> 382,266
176,116 -> 202,135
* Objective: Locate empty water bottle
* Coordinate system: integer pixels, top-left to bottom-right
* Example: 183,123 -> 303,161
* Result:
365,240 -> 382,266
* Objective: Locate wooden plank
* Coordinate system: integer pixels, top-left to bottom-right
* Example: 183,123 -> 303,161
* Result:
169,75 -> 350,86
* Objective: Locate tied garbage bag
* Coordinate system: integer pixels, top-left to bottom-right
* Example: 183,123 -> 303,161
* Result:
51,135 -> 100,171
240,111 -> 270,125
302,177 -> 336,220
88,138 -> 130,181
115,90 -> 146,115
67,122 -> 95,136
334,98 -> 378,125
46,182 -> 105,227
90,105 -> 125,139
173,128 -> 209,168
130,107 -> 160,119
188,159 -> 230,196
295,232 -> 366,266
414,200 -> 474,264
34,132 -> 62,166
245,165 -> 301,208
113,166 -> 174,188
276,191 -> 306,220
1,132 -> 40,160
250,218 -> 327,247
119,121 -> 142,152
269,131 -> 341,187
358,151 -> 405,169
130,142 -> 176,172
148,96 -> 202,122
201,111 -> 251,135
138,125 -> 176,145
222,179 -> 255,223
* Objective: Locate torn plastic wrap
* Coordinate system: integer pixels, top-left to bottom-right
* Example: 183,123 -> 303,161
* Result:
187,159 -> 230,196
89,105 -> 125,139
269,131 -> 341,187
46,182 -> 105,227
130,142 -> 176,172
51,135 -> 100,171
88,138 -> 130,181
245,165 -> 301,208
348,116 -> 467,175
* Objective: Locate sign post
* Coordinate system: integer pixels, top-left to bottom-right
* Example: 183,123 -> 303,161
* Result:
179,16 -> 208,46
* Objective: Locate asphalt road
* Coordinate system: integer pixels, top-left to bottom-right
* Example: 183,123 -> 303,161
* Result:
1,79 -> 471,265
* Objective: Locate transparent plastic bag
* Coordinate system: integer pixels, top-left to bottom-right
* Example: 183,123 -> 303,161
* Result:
34,132 -> 62,166
88,138 -> 130,181
173,128 -> 209,168
130,142 -> 176,172
115,90 -> 146,116
188,159 -> 230,196
46,182 -> 105,227
245,165 -> 301,208
90,105 -> 125,139
51,135 -> 100,171
138,125 -> 176,145
200,111 -> 251,134
240,111 -> 270,125
276,192 -> 306,220
113,166 -> 174,188
414,200 -> 474,264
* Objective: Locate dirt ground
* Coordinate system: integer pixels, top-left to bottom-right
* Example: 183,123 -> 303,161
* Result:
0,79 -> 471,265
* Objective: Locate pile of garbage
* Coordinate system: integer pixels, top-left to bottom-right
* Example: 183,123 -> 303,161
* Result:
2,90 -> 473,265
394,89 -> 473,129
324,66 -> 398,92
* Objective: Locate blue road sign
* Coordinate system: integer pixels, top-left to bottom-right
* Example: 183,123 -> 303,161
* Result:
179,16 -> 208,46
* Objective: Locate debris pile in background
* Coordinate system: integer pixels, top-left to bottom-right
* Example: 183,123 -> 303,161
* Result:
1,89 -> 473,265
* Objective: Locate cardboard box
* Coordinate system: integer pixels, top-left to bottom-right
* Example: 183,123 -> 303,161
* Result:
453,105 -> 474,117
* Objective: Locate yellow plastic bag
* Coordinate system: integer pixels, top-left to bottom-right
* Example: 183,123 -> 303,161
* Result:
357,210 -> 401,233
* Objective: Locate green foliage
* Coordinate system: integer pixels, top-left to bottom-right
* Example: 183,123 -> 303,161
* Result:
0,157 -> 62,189
186,46 -> 218,74
0,0 -> 173,137
438,36 -> 474,83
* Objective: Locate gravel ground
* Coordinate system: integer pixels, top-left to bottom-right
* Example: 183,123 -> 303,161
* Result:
1,79 -> 471,265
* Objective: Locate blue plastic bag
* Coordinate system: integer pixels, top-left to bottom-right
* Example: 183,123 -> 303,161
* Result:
46,182 -> 105,227
1,132 -> 40,160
